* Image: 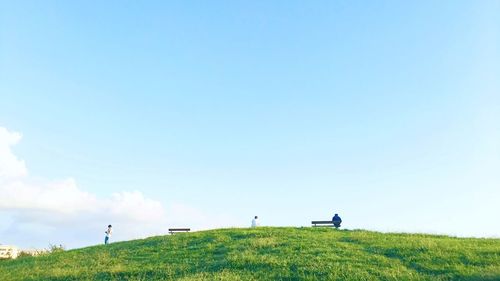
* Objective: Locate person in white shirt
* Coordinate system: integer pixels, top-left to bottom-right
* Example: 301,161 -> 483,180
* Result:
104,225 -> 112,244
251,216 -> 260,227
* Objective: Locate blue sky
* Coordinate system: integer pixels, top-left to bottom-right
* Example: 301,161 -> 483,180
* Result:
0,1 -> 499,248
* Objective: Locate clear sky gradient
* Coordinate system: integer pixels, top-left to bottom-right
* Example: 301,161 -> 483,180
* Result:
1,1 -> 499,248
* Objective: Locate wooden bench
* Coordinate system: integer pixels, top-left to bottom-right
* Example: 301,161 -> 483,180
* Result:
168,228 -> 190,234
311,221 -> 341,228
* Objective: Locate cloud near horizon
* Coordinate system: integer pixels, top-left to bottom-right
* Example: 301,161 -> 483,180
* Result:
0,127 -> 170,248
0,127 -> 27,179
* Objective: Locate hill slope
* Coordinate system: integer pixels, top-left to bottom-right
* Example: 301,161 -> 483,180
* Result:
1,227 -> 500,280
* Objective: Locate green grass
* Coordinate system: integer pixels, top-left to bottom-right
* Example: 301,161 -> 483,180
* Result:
1,227 -> 500,280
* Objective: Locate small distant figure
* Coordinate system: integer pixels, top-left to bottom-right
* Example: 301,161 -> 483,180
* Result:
104,225 -> 112,244
332,214 -> 342,228
251,216 -> 260,227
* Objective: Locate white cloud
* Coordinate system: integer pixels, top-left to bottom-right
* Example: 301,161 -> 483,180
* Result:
0,127 -> 27,179
0,127 -> 169,248
0,178 -> 97,214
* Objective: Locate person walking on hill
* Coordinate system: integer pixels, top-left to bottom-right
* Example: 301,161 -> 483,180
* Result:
104,225 -> 112,244
332,214 -> 342,228
251,216 -> 260,227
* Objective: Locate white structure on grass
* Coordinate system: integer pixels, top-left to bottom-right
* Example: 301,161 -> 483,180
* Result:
0,245 -> 19,259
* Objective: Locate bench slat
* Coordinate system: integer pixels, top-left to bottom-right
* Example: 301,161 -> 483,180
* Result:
311,220 -> 341,228
311,221 -> 333,224
168,228 -> 190,231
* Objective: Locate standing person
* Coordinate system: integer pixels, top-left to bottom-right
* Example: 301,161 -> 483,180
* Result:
332,214 -> 342,228
104,225 -> 112,244
251,216 -> 260,227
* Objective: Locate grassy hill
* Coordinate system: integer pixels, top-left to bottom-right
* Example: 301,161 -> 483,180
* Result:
1,227 -> 500,280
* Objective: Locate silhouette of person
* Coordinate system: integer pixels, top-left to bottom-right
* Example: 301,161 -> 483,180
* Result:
251,216 -> 260,227
104,225 -> 112,244
332,214 -> 342,228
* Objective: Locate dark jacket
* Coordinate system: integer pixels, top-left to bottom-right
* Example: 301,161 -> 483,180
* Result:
332,215 -> 342,223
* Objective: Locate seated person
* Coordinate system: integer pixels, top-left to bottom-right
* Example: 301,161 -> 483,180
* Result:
332,214 -> 342,228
